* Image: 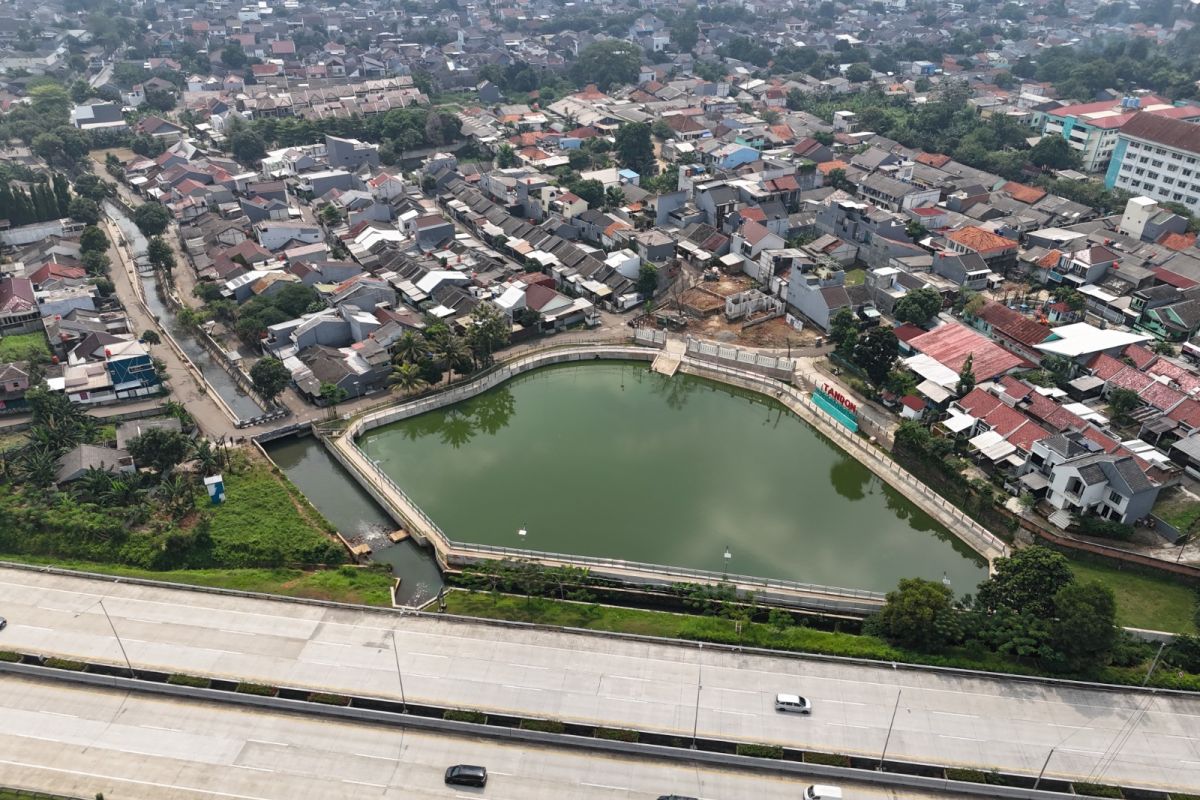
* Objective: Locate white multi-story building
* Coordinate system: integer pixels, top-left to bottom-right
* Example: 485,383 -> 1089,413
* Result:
1042,95 -> 1200,173
1106,112 -> 1200,215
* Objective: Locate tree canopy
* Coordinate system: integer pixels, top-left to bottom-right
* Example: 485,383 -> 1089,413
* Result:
892,287 -> 943,326
570,40 -> 642,91
250,357 -> 292,403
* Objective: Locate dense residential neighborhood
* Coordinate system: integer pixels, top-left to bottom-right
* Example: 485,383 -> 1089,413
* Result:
3,0 -> 1200,796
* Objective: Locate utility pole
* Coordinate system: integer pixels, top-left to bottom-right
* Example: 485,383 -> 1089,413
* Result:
1033,747 -> 1056,790
690,660 -> 703,749
878,689 -> 902,771
1143,641 -> 1167,687
75,599 -> 134,678
390,631 -> 408,713
99,600 -> 135,679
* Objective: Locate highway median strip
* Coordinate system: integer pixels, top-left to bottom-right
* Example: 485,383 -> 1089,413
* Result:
0,648 -> 1188,800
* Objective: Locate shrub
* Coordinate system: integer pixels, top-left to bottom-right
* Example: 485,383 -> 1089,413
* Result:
736,743 -> 784,759
946,768 -> 1006,785
235,682 -> 277,696
167,673 -> 212,688
519,718 -> 565,734
804,752 -> 851,767
0,650 -> 21,662
1075,516 -> 1135,541
595,727 -> 640,743
1074,783 -> 1123,798
44,657 -> 86,671
443,709 -> 488,724
308,692 -> 350,705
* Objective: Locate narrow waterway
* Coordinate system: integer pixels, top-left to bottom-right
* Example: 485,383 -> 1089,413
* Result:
105,202 -> 264,421
265,435 -> 444,605
358,363 -> 988,594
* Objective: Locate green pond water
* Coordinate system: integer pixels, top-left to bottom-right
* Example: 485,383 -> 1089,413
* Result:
356,362 -> 987,594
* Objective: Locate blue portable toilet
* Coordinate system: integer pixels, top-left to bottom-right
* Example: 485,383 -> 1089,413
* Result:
204,474 -> 226,505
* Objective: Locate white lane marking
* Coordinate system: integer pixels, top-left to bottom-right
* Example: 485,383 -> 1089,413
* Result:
245,739 -> 288,747
824,700 -> 866,707
610,675 -> 650,682
713,687 -> 756,695
233,765 -> 273,772
218,629 -> 252,636
1183,760 -> 1200,766
354,753 -> 394,761
514,664 -> 549,670
0,757 -> 273,800
141,725 -> 181,733
344,780 -> 387,788
829,722 -> 870,729
41,712 -> 77,719
599,696 -> 646,704
126,618 -> 161,625
1060,748 -> 1103,755
17,625 -> 54,632
502,685 -> 541,691
320,642 -> 352,648
582,783 -> 628,791
938,734 -> 982,742
713,710 -> 756,717
490,771 -> 513,776
933,711 -> 977,719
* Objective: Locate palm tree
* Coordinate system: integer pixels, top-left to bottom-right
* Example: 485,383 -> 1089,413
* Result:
163,400 -> 195,432
435,333 -> 471,383
392,331 -> 426,366
19,445 -> 59,489
101,474 -> 148,508
74,466 -> 115,503
190,439 -> 221,477
156,474 -> 196,520
388,362 -> 429,396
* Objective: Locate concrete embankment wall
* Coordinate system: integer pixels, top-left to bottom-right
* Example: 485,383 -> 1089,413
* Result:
321,342 -> 1004,609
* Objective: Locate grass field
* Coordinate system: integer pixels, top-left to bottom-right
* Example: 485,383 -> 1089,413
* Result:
204,460 -> 342,566
1067,558 -> 1197,634
843,268 -> 866,286
1,558 -> 395,606
0,332 -> 50,363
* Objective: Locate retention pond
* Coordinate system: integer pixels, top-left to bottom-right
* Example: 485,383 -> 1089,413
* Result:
353,362 -> 987,594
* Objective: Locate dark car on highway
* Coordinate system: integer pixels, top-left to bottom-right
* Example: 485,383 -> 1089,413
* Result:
445,765 -> 487,787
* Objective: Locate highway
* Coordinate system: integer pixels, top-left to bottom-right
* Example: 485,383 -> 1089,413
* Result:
0,566 -> 1197,792
0,674 -> 958,800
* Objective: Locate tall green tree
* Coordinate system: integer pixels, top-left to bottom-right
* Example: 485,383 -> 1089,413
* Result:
614,122 -> 655,177
465,302 -> 510,367
132,202 -> 171,236
874,577 -> 960,651
1049,581 -> 1117,673
852,326 -> 898,384
570,40 -> 642,91
830,307 -> 858,354
250,357 -> 292,404
957,354 -> 976,396
975,546 -> 1073,618
127,428 -> 192,476
893,287 -> 943,326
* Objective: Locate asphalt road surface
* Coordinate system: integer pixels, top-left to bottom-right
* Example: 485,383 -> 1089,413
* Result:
0,675 -> 961,800
0,567 -> 1196,792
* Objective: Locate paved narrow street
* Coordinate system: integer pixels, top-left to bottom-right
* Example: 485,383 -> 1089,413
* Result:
100,215 -> 237,437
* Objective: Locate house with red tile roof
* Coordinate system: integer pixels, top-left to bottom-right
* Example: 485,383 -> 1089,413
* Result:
945,226 -> 1019,275
969,300 -> 1053,363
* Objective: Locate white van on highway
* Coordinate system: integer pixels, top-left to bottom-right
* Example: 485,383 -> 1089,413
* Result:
805,786 -> 842,800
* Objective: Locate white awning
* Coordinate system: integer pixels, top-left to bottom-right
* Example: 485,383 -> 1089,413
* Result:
1020,471 -> 1050,490
942,409 -> 976,433
969,429 -> 1017,462
916,378 -> 953,404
